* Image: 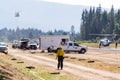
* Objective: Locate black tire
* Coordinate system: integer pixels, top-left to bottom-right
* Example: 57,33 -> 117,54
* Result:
64,50 -> 70,53
55,48 -> 59,53
47,47 -> 52,53
4,51 -> 8,54
79,49 -> 86,54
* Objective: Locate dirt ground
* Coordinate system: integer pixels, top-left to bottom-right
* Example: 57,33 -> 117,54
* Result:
0,46 -> 120,80
0,54 -> 30,80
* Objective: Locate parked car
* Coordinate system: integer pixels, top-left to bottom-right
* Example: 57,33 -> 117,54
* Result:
18,38 -> 29,49
28,41 -> 38,50
0,42 -> 8,54
12,40 -> 19,48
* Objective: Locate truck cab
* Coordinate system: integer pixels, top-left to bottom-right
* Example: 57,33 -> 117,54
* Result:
62,41 -> 87,54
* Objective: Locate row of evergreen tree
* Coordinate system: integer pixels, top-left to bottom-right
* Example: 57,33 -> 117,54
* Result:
80,5 -> 120,40
0,27 -> 70,42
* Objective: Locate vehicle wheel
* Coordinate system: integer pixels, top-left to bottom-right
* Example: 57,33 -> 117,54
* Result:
47,47 -> 52,53
64,50 -> 70,53
55,48 -> 59,53
79,49 -> 86,54
4,52 -> 8,54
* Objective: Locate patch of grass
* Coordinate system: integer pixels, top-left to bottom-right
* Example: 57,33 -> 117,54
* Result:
79,41 -> 120,48
0,72 -> 4,80
80,42 -> 99,47
0,54 -> 77,80
40,72 -> 75,80
64,56 -> 120,74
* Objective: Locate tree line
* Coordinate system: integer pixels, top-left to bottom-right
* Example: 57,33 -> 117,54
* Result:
0,27 -> 80,42
80,5 -> 120,40
0,27 -> 42,42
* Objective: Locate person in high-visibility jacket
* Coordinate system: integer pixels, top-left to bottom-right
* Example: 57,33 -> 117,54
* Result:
56,45 -> 64,70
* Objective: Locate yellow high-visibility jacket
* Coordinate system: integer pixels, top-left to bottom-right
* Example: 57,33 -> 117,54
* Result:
56,49 -> 64,58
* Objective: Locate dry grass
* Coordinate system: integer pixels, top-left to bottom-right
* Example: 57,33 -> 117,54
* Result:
0,53 -> 79,80
34,51 -> 120,74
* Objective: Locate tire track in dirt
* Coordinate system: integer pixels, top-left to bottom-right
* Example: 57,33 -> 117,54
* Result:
25,54 -> 120,80
9,52 -> 108,80
66,54 -> 120,65
9,50 -> 120,80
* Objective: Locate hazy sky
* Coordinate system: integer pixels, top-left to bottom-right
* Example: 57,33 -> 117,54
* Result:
0,0 -> 119,32
42,0 -> 120,9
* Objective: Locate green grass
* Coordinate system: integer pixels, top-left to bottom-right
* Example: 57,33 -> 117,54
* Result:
81,42 -> 98,47
40,72 -> 75,80
79,41 -> 119,48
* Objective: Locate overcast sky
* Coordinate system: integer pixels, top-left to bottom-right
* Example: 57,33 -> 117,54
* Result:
0,0 -> 120,32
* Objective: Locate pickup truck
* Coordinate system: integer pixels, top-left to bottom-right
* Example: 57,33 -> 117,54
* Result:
62,41 -> 87,54
48,41 -> 87,54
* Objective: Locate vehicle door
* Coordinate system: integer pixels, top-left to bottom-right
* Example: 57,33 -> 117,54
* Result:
66,42 -> 74,51
73,43 -> 80,51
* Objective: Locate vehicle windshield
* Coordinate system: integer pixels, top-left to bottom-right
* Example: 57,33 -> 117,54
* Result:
0,43 -> 7,46
74,43 -> 79,46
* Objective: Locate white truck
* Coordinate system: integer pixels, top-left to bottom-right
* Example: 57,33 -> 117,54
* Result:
39,35 -> 87,54
62,41 -> 87,53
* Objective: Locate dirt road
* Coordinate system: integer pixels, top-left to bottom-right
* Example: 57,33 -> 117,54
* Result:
66,48 -> 120,65
8,48 -> 120,80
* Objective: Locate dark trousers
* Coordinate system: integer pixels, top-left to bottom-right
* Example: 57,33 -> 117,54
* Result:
57,56 -> 64,69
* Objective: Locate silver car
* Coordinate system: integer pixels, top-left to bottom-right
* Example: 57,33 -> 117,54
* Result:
0,42 -> 8,54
